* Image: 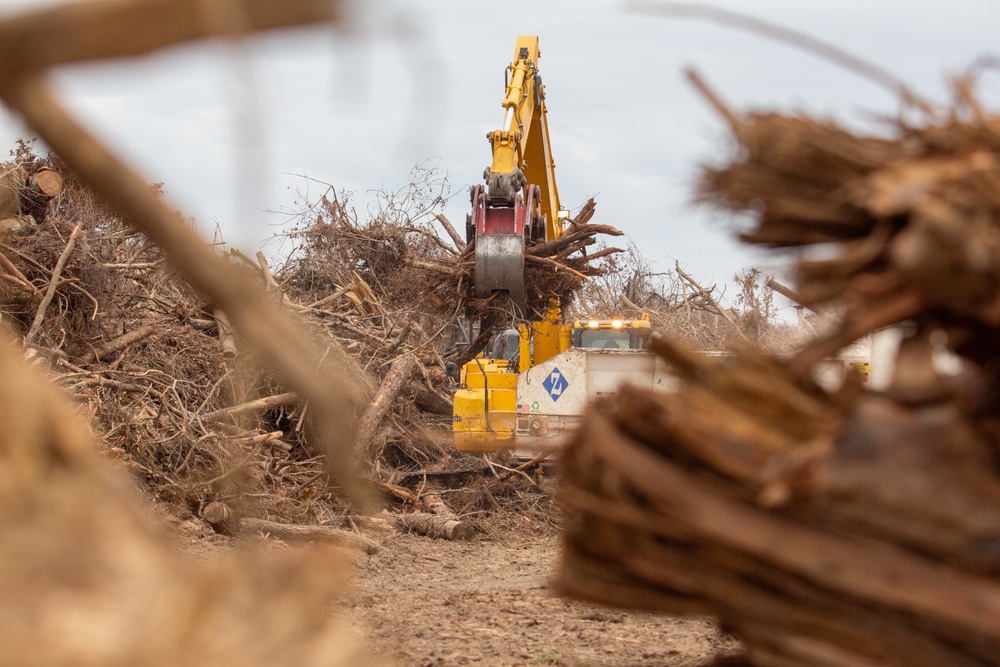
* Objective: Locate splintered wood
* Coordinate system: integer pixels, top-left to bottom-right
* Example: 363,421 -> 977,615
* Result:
694,82 -> 1000,369
556,73 -> 1000,666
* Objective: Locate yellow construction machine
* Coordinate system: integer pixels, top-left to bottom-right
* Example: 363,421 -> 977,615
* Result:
452,36 -> 673,452
453,316 -> 672,452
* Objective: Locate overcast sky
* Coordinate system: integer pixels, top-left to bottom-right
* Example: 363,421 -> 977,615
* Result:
1,0 -> 999,307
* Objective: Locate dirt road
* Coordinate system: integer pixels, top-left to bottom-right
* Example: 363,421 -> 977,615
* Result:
340,523 -> 739,666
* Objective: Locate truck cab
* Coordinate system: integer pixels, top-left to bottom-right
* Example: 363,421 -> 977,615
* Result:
571,317 -> 652,350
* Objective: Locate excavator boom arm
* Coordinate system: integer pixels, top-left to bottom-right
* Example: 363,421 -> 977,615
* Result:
485,36 -> 563,240
472,36 -> 565,314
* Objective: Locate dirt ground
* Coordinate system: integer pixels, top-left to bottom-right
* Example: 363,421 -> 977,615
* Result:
336,522 -> 739,667
173,508 -> 738,667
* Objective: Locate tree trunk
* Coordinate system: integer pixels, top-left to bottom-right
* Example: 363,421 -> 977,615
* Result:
18,169 -> 62,222
393,512 -> 475,541
393,494 -> 476,540
214,308 -> 237,358
354,354 -> 416,465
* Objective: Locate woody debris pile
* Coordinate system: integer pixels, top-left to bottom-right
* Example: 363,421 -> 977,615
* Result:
556,72 -> 1000,666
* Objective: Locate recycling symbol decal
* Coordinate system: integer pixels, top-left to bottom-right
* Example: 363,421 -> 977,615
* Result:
542,367 -> 569,402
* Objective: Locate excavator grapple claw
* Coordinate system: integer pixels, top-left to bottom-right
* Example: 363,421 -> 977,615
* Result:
475,233 -> 526,313
469,184 -> 530,315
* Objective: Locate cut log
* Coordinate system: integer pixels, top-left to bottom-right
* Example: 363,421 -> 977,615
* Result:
214,308 -> 237,358
20,168 -> 62,221
393,511 -> 475,540
354,354 -> 417,465
419,494 -> 475,539
198,391 -> 299,425
410,493 -> 476,540
81,318 -> 166,363
241,518 -> 380,553
203,501 -> 379,554
422,493 -> 460,520
202,500 -> 237,535
28,169 -> 62,197
186,317 -> 217,332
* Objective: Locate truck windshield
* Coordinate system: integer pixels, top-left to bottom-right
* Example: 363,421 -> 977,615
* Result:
578,329 -> 634,350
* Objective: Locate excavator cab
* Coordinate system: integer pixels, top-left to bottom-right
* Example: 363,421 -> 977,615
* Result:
491,328 -> 522,363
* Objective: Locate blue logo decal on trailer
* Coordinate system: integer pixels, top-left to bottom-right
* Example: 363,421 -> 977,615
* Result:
543,367 -> 569,402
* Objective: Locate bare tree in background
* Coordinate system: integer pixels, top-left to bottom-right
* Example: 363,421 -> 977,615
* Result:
574,242 -> 805,351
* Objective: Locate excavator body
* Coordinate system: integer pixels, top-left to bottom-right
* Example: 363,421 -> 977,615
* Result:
453,36 -> 667,454
453,318 -> 667,452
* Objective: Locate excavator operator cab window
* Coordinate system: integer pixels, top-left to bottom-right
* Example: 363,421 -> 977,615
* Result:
577,329 -> 636,350
491,328 -> 521,363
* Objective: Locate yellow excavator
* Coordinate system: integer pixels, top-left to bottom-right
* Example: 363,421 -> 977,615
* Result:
452,37 -> 671,452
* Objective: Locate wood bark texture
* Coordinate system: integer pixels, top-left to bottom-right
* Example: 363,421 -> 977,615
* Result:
214,309 -> 237,358
394,512 -> 475,541
199,392 -> 299,426
354,354 -> 417,465
557,345 -> 1000,667
20,168 -> 62,220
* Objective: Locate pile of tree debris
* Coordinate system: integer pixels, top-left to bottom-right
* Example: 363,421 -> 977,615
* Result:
407,196 -> 627,364
0,146 -> 562,542
555,73 -> 1000,666
0,327 -> 369,666
0,3 -> 394,665
415,197 -> 624,319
